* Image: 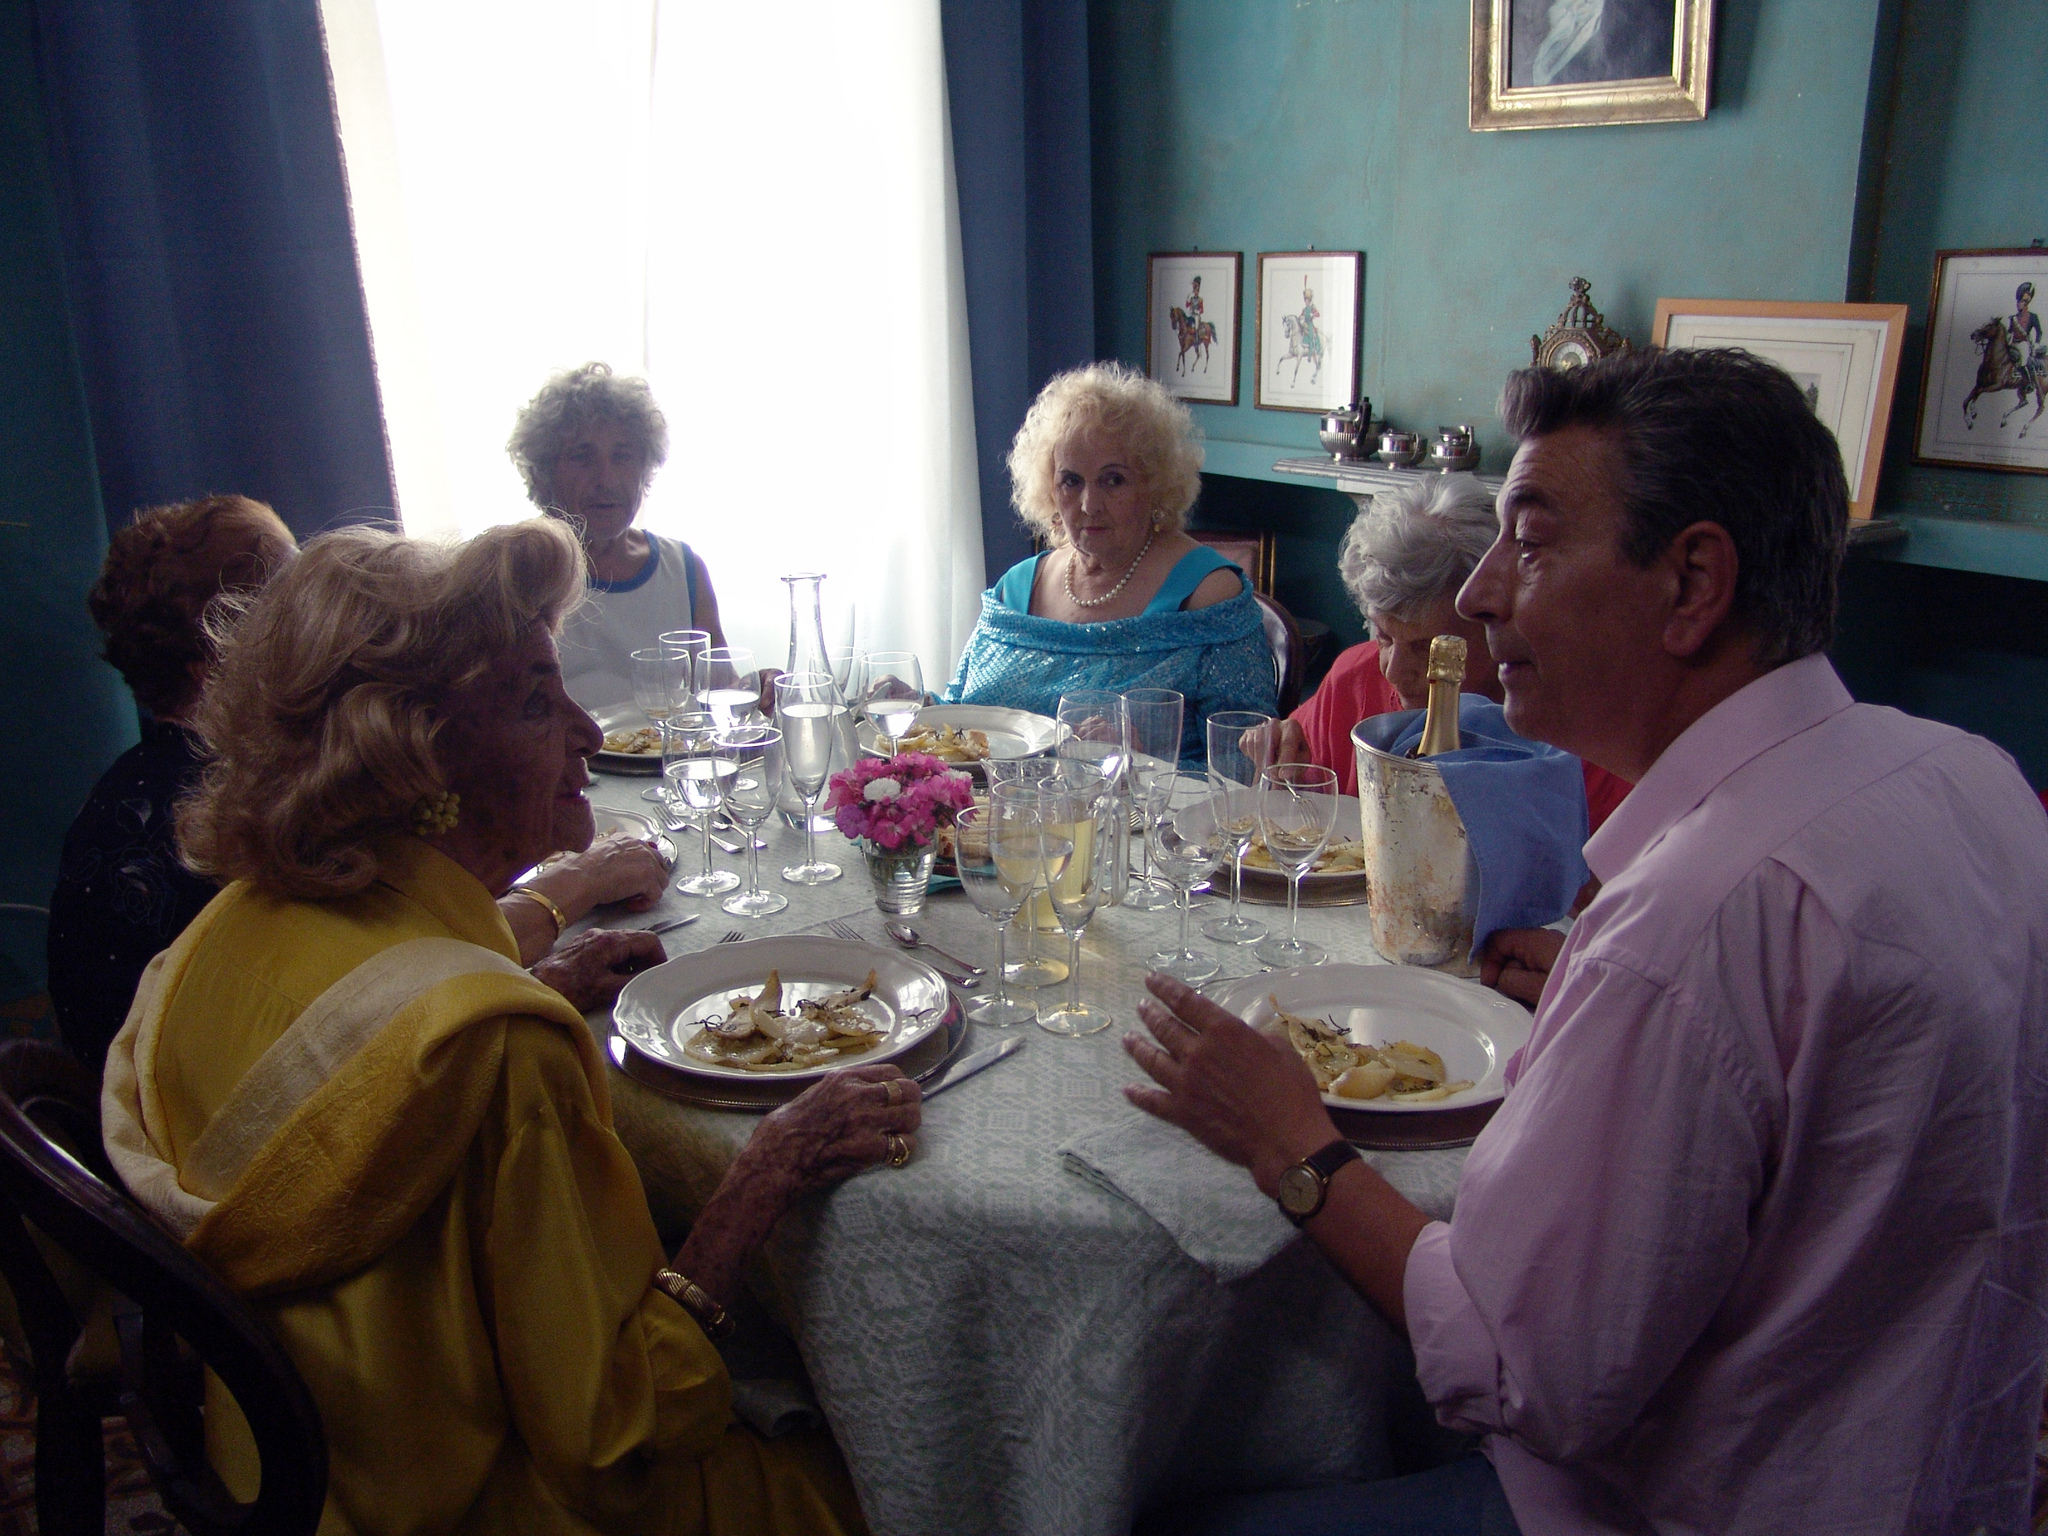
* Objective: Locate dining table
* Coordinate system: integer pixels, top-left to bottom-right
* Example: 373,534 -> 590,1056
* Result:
577,770 -> 1478,1536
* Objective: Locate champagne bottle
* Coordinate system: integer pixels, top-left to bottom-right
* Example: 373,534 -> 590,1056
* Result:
1412,635 -> 1466,758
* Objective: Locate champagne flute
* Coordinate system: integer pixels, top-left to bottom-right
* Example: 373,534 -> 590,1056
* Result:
986,764 -> 1067,988
701,646 -> 759,729
1146,772 -> 1224,982
774,670 -> 844,886
662,711 -> 739,897
1121,688 -> 1183,910
719,725 -> 788,917
1202,710 -> 1273,945
632,647 -> 691,803
952,800 -> 1038,1028
1252,763 -> 1339,968
860,651 -> 925,753
1036,779 -> 1114,1037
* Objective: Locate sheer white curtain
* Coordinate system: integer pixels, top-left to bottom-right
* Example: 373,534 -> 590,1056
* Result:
321,0 -> 985,681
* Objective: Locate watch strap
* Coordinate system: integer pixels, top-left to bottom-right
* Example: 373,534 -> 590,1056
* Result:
1282,1138 -> 1362,1226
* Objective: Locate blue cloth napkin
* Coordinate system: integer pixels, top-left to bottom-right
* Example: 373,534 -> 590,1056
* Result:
1357,697 -> 1588,958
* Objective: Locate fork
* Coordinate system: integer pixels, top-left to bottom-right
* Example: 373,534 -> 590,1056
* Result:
827,919 -> 863,945
830,918 -> 979,988
716,929 -> 746,945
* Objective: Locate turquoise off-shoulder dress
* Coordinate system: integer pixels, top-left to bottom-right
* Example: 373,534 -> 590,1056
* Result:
941,546 -> 1278,765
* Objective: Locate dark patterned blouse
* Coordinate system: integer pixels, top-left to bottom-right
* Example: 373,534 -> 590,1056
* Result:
46,721 -> 218,1072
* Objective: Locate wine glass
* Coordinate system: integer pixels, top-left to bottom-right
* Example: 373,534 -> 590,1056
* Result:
1036,778 -> 1115,1037
1120,688 -> 1183,910
826,648 -> 868,704
774,671 -> 844,886
658,628 -> 710,690
1146,772 -> 1225,982
952,801 -> 1039,1028
662,710 -> 740,896
701,646 -> 759,729
632,647 -> 692,803
1202,710 -> 1273,945
1056,689 -> 1128,785
860,651 -> 925,753
988,778 -> 1067,989
719,725 -> 788,917
1252,763 -> 1339,968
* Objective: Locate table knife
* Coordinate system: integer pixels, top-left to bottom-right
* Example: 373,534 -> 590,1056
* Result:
922,1036 -> 1026,1098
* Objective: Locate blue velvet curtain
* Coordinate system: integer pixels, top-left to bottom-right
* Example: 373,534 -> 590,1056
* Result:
941,0 -> 1097,586
32,0 -> 392,541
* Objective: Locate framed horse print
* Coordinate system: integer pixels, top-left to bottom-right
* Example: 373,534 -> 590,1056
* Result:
1913,249 -> 2048,477
1256,251 -> 1362,414
1653,298 -> 1907,520
1147,252 -> 1241,405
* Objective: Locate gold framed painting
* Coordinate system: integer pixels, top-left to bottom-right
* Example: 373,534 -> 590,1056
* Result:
1652,299 -> 1908,521
1912,248 -> 2048,477
1471,0 -> 1714,132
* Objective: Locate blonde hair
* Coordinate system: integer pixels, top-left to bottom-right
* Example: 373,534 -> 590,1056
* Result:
1005,362 -> 1205,545
178,518 -> 587,899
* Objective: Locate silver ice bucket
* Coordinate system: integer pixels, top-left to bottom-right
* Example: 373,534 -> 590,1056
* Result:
1353,713 -> 1480,974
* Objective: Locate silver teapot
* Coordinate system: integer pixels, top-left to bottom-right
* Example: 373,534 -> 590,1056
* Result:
1317,398 -> 1372,460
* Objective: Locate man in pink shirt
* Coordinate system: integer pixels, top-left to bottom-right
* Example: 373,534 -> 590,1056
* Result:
1126,348 -> 2048,1534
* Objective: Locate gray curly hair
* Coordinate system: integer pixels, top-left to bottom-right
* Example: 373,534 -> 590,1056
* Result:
507,362 -> 671,509
1006,362 -> 1205,544
1338,474 -> 1499,623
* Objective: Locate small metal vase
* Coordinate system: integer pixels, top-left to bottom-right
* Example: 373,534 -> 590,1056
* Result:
863,840 -> 937,915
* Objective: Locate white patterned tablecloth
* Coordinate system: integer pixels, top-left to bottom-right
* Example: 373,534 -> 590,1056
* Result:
582,777 -> 1471,1536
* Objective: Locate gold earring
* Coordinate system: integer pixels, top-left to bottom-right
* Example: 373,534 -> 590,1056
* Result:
412,790 -> 460,836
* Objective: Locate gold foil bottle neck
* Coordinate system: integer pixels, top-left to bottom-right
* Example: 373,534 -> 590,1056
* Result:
1414,635 -> 1466,757
1425,634 -> 1467,685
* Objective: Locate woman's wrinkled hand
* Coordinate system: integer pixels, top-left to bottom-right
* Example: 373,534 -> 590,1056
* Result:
548,832 -> 670,913
1479,926 -> 1565,1007
1239,719 -> 1308,775
531,928 -> 665,1012
1123,973 -> 1337,1198
740,1063 -> 924,1201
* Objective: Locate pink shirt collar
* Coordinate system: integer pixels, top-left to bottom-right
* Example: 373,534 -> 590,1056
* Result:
1582,652 -> 1854,885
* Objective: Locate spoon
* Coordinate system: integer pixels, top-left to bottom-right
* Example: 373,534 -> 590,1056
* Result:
884,921 -> 986,975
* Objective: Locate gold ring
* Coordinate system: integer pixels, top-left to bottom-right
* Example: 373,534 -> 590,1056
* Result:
882,1079 -> 902,1107
886,1132 -> 911,1169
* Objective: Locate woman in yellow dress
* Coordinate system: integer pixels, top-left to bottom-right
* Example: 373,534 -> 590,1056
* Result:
102,517 -> 915,1535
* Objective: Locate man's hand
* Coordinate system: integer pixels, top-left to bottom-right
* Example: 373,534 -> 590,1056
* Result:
531,929 -> 665,1012
1123,972 -> 1338,1197
1479,927 -> 1565,1008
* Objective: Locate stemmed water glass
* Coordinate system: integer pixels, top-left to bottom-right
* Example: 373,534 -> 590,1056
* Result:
1146,772 -> 1225,982
951,800 -> 1039,1028
663,710 -> 740,897
860,652 -> 924,753
1202,710 -> 1273,945
658,629 -> 710,695
774,671 -> 844,886
1252,763 -> 1338,968
1056,689 -> 1128,784
986,763 -> 1067,989
701,646 -> 758,728
632,646 -> 692,803
1035,777 -> 1116,1037
826,648 -> 868,704
719,725 -> 788,917
1121,689 -> 1183,910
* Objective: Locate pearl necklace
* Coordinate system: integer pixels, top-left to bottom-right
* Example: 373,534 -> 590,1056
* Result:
1064,527 -> 1156,610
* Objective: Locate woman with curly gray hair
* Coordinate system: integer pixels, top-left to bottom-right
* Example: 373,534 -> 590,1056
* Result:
1265,472 -> 1630,827
104,518 -> 901,1534
508,361 -> 727,708
942,362 -> 1275,761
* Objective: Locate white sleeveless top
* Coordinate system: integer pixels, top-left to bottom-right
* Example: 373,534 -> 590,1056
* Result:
556,533 -> 697,711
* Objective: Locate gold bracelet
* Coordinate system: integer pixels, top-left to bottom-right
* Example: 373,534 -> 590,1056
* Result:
652,1267 -> 736,1340
504,885 -> 567,942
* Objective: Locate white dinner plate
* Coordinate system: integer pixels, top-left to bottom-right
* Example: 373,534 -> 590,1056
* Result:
1191,787 -> 1367,887
613,936 -> 951,1083
592,703 -> 663,774
1208,964 -> 1528,1113
856,704 -> 1058,770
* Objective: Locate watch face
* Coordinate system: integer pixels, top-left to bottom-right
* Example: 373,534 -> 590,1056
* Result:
1278,1163 -> 1322,1217
1548,336 -> 1594,370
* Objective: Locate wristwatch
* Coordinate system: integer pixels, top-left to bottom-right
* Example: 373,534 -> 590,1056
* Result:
1276,1139 -> 1362,1226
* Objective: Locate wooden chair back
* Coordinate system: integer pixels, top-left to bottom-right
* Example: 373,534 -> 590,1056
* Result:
1254,591 -> 1307,716
0,1041 -> 326,1536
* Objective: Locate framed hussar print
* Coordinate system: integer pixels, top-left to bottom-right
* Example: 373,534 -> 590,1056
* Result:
1913,248 -> 2048,476
1147,252 -> 1242,405
1471,0 -> 1713,131
1653,299 -> 1908,521
1255,251 -> 1362,414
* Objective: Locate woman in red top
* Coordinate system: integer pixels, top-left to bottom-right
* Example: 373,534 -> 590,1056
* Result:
1271,474 -> 1632,831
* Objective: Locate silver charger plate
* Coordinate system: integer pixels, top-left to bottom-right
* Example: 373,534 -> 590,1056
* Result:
856,704 -> 1058,778
592,703 -> 664,774
613,936 -> 951,1085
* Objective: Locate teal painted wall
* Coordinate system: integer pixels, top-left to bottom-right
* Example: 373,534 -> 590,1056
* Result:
0,0 -> 137,927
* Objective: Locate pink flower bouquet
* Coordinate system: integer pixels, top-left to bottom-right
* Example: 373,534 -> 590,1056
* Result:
826,752 -> 974,851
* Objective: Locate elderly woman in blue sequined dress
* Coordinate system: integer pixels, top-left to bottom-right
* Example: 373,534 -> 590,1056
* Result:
942,363 -> 1276,762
